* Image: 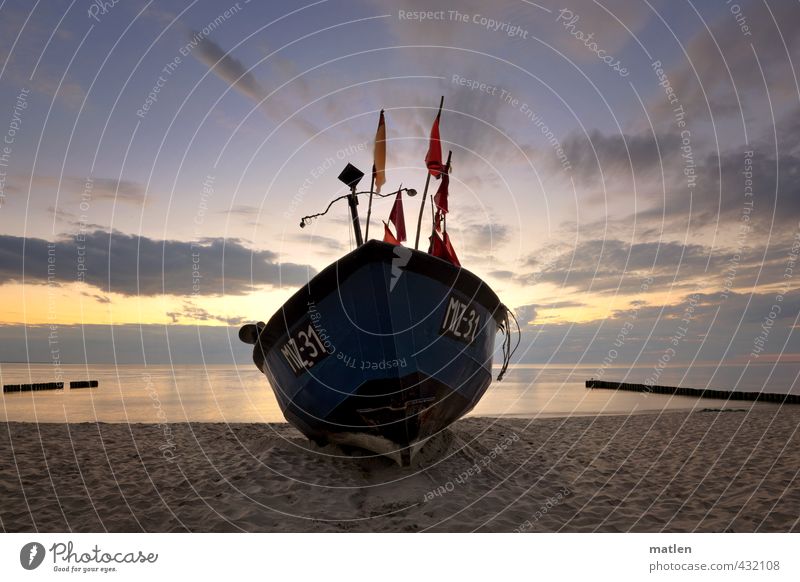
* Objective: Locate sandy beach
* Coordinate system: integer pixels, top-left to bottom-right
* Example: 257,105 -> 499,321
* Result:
1,408 -> 799,532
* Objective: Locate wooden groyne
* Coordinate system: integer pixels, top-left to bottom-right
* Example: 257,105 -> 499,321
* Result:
3,382 -> 64,393
586,379 -> 800,404
3,380 -> 99,393
69,380 -> 99,389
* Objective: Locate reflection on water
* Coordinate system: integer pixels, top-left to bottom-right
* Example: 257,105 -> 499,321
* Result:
0,363 -> 793,423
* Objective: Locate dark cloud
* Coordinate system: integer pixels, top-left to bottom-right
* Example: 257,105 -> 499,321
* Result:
513,237 -> 793,295
628,146 -> 800,233
513,290 -> 799,388
540,300 -> 586,309
166,303 -> 246,326
649,1 -> 800,121
0,324 -> 248,365
80,291 -> 111,304
458,220 -> 510,250
551,117 -> 800,237
559,130 -> 682,184
0,230 -> 314,296
192,31 -> 266,103
191,34 -> 319,137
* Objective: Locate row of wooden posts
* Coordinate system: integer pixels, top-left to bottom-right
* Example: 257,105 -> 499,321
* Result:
3,380 -> 99,393
586,379 -> 799,404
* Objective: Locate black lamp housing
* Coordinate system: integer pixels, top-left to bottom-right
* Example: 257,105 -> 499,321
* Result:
337,163 -> 364,189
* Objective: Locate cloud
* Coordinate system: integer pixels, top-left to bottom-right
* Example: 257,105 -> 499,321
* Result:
558,129 -> 681,185
166,302 -> 246,325
548,115 -> 800,239
648,1 -> 800,121
80,291 -> 111,304
221,204 -> 261,217
285,233 -> 345,252
0,5 -> 87,108
10,175 -> 146,205
0,230 -> 314,296
512,289 -> 799,385
515,304 -> 538,326
190,34 -> 319,137
629,146 -> 800,233
513,237 -> 791,295
0,323 -> 250,365
192,31 -> 266,103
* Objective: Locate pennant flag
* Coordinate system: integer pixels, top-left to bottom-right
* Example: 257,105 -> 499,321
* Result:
388,190 -> 406,242
443,232 -> 461,267
433,165 -> 449,214
425,108 -> 443,177
434,210 -> 444,232
428,229 -> 460,266
383,221 -> 400,245
373,110 -> 386,193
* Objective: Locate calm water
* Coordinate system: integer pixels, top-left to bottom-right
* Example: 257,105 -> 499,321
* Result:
1,363 -> 795,423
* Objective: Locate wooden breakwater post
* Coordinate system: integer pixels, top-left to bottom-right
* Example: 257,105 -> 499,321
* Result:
3,380 -> 99,393
69,380 -> 99,389
3,382 -> 65,393
585,379 -> 800,405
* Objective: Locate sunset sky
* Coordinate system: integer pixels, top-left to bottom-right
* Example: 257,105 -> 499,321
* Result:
0,1 -> 797,388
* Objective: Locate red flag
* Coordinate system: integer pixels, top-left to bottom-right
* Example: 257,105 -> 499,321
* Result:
428,229 -> 460,266
434,210 -> 444,233
383,221 -> 400,245
433,166 -> 449,214
425,109 -> 443,177
443,232 -> 461,267
372,110 -> 386,193
388,190 -> 406,242
428,228 -> 445,256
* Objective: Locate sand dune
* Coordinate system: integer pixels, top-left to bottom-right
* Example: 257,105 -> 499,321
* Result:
1,408 -> 799,532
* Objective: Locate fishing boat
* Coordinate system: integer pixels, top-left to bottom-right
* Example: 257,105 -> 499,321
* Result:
239,99 -> 518,465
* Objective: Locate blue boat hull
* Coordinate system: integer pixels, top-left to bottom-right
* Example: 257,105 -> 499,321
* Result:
240,240 -> 507,464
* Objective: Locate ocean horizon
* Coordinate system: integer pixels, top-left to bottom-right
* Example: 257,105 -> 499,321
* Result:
2,362 -> 795,424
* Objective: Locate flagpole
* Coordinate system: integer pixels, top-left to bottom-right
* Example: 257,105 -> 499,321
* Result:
434,150 -> 452,237
366,109 -> 385,243
414,172 -> 432,250
364,166 -> 375,241
414,96 -> 444,250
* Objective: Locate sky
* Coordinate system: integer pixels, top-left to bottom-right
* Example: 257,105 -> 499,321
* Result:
0,0 -> 797,390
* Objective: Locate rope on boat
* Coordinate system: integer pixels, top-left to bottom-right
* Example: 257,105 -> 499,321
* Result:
497,305 -> 521,381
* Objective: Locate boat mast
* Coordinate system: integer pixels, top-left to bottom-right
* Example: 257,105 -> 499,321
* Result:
337,163 -> 365,246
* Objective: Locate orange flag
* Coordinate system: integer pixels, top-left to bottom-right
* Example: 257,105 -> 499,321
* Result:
383,221 -> 400,245
373,110 -> 386,193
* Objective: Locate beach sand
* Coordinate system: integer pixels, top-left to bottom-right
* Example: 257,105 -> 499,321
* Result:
1,408 -> 799,532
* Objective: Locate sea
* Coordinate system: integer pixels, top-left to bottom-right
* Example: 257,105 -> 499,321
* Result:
1,362 -> 796,423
